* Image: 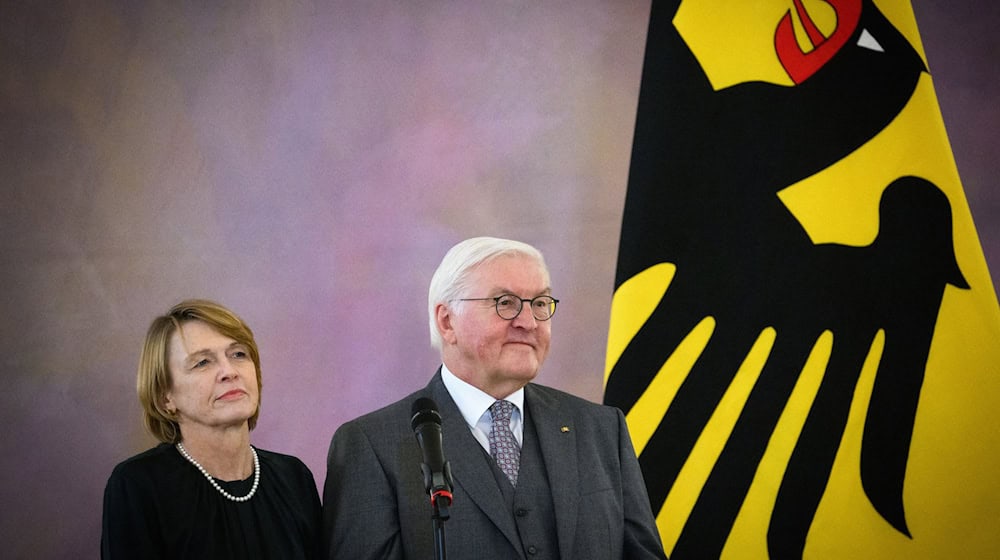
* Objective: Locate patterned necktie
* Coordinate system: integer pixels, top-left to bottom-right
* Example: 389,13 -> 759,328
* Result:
488,400 -> 520,486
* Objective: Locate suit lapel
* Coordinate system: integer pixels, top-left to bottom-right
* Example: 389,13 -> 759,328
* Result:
525,384 -> 579,559
427,373 -> 523,552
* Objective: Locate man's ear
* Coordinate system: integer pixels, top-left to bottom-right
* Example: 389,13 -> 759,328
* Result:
436,303 -> 458,345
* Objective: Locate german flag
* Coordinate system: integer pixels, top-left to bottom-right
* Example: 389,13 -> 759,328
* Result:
604,1 -> 1000,558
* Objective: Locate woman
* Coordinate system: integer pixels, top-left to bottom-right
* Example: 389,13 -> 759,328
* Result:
101,299 -> 321,559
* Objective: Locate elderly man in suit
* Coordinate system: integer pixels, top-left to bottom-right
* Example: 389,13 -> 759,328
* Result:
322,236 -> 667,559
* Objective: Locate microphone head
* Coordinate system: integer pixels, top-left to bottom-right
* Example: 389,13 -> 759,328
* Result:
411,397 -> 442,430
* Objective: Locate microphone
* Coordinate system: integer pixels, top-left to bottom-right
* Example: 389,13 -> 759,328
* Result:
410,398 -> 454,517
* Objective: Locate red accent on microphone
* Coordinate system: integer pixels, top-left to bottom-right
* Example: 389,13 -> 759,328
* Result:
431,489 -> 453,507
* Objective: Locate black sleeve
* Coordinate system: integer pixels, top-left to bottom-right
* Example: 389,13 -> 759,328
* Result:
293,456 -> 323,559
101,466 -> 162,560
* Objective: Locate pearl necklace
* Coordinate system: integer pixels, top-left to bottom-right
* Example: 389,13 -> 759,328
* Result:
176,442 -> 260,503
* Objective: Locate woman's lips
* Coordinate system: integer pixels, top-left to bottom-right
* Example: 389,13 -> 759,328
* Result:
216,389 -> 247,401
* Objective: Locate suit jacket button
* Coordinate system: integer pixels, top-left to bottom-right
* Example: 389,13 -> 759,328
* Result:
515,508 -> 528,517
527,545 -> 538,555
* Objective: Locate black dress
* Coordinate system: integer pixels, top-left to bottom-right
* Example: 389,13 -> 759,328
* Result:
101,443 -> 321,559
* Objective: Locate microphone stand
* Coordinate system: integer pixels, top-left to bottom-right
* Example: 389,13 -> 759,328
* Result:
422,461 -> 453,560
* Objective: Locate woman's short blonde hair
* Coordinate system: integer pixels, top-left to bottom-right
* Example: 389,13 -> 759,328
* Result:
136,299 -> 263,443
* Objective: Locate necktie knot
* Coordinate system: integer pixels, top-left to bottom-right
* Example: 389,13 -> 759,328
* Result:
488,400 -> 520,486
491,399 -> 515,423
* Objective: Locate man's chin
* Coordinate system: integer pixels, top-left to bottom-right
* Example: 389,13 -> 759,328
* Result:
501,359 -> 541,380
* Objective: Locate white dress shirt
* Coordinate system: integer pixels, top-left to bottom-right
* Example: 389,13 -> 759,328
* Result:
440,364 -> 524,452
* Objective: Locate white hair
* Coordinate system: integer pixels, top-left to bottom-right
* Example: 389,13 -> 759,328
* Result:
428,236 -> 549,350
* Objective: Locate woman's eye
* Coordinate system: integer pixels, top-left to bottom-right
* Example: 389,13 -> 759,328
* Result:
193,358 -> 210,368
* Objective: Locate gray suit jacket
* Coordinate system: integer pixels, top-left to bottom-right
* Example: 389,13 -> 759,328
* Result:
322,370 -> 666,559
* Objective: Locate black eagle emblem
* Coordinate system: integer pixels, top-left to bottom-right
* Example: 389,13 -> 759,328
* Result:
604,0 -> 969,557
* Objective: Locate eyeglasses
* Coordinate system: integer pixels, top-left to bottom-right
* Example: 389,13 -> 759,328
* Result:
455,294 -> 559,321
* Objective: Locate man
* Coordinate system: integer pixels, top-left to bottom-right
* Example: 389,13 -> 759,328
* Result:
322,237 -> 667,559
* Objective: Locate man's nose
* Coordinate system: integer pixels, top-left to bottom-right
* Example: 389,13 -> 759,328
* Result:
510,302 -> 537,327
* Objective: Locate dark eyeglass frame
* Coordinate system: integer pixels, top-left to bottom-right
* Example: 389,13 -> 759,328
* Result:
454,294 -> 559,321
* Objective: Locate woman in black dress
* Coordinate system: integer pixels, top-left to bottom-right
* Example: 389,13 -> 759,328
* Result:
102,299 -> 321,559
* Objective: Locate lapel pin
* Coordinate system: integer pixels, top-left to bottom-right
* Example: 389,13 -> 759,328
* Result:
560,426 -> 570,433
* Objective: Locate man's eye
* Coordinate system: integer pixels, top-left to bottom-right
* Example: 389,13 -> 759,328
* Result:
497,296 -> 517,307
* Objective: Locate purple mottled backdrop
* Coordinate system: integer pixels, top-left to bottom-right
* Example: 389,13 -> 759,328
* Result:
0,1 -> 996,557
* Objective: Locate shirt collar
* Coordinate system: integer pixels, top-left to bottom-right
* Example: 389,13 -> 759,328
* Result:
440,363 -> 525,428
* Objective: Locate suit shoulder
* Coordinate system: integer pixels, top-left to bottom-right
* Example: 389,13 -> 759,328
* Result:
334,387 -> 427,435
527,383 -> 622,418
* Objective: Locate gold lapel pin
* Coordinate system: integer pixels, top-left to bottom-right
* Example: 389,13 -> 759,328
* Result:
560,426 -> 570,433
